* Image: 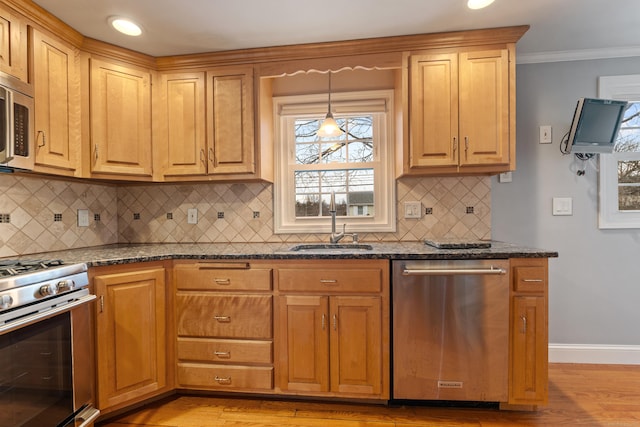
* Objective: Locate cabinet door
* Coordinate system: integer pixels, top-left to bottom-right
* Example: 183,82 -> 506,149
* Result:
90,58 -> 152,176
511,295 -> 547,404
0,5 -> 27,82
277,295 -> 329,393
94,268 -> 166,410
458,49 -> 510,167
206,66 -> 255,175
330,296 -> 382,395
156,72 -> 206,177
409,53 -> 458,168
33,30 -> 80,174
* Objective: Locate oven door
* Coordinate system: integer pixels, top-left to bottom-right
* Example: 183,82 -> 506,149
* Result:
0,295 -> 99,427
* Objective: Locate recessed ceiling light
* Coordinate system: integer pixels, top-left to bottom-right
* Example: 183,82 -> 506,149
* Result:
108,16 -> 142,36
467,0 -> 495,9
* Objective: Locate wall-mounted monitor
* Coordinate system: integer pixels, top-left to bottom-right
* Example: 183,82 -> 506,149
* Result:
568,97 -> 628,154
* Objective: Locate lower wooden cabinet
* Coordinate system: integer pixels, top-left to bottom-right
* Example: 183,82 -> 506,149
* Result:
91,263 -> 170,413
174,261 -> 274,392
275,259 -> 389,399
508,258 -> 549,407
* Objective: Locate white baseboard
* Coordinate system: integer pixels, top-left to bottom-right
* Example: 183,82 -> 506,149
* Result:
549,344 -> 640,365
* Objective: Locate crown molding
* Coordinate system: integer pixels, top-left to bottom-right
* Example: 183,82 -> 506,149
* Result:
517,46 -> 640,64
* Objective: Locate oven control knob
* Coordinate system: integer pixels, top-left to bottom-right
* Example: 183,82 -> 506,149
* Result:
0,294 -> 13,309
39,284 -> 58,296
56,280 -> 75,292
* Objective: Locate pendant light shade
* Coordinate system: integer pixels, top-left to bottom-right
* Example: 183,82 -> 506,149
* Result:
318,72 -> 343,138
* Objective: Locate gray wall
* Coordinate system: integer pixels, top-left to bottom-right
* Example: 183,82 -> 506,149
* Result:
492,56 -> 640,345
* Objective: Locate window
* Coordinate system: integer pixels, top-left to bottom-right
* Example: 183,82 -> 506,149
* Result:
273,90 -> 395,233
598,74 -> 640,228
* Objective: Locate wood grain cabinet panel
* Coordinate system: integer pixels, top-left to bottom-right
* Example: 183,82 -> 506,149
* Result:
176,294 -> 272,339
32,29 -> 81,176
508,259 -> 548,407
275,259 -> 389,399
174,260 -> 274,392
0,4 -> 27,82
89,58 -> 152,177
93,267 -> 167,411
405,47 -> 513,175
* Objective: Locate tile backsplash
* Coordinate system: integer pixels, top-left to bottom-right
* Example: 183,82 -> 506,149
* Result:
1,174 -> 490,256
0,174 -> 118,257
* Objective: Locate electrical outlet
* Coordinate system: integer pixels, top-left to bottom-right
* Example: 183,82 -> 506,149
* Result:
404,201 -> 422,219
187,208 -> 198,224
77,209 -> 89,227
539,125 -> 552,144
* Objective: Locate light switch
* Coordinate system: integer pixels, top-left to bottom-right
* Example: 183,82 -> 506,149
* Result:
552,197 -> 573,216
404,201 -> 422,219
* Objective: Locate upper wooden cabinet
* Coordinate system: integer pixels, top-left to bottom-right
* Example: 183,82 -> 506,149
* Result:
0,3 -> 27,82
155,66 -> 257,181
88,57 -> 153,179
402,46 -> 515,176
32,29 -> 81,176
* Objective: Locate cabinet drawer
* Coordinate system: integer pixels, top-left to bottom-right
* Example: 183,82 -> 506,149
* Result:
177,363 -> 273,390
177,294 -> 272,338
513,266 -> 547,292
177,337 -> 273,364
278,268 -> 382,293
176,263 -> 272,291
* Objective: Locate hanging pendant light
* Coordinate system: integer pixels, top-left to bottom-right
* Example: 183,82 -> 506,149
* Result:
317,72 -> 343,138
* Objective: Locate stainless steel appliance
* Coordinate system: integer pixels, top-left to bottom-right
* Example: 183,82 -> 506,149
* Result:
0,259 -> 99,427
0,74 -> 34,170
392,259 -> 509,402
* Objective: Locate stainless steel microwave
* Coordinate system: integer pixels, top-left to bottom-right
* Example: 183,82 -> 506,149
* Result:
0,74 -> 34,170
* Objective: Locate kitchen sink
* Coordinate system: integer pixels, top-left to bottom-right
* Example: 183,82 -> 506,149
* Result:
288,243 -> 373,251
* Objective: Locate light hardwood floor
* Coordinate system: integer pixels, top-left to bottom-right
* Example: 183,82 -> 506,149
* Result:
97,364 -> 640,426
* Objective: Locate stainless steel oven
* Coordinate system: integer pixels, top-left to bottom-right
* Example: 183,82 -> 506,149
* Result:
0,260 -> 99,427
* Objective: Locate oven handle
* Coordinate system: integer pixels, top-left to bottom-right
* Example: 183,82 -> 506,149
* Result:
71,405 -> 101,427
402,267 -> 506,276
0,294 -> 96,334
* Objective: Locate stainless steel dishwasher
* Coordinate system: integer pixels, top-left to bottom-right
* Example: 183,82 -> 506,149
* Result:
392,259 -> 509,402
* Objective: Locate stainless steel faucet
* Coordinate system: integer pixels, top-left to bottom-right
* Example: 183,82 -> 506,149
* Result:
329,192 -> 358,244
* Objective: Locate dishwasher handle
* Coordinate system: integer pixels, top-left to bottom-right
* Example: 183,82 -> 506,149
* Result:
402,266 -> 506,276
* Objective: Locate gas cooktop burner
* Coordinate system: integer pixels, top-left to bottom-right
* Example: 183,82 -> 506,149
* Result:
0,259 -> 65,277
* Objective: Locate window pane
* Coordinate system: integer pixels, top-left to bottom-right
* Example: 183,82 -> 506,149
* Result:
618,160 -> 640,184
618,185 -> 640,210
296,194 -> 320,216
614,102 -> 640,153
321,142 -> 346,163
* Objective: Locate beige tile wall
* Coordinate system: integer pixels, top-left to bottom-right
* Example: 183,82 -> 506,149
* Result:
0,174 -> 118,257
0,174 -> 490,257
117,176 -> 491,244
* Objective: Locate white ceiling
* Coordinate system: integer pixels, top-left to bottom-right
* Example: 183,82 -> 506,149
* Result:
32,0 -> 640,62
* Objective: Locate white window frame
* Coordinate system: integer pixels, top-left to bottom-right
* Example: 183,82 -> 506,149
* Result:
598,74 -> 640,228
273,89 -> 396,234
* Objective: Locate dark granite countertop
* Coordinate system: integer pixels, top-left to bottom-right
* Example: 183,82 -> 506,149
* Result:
10,241 -> 558,267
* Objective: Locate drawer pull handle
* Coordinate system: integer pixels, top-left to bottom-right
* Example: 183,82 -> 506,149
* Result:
214,351 -> 231,358
214,315 -> 231,322
214,278 -> 231,285
214,376 -> 231,385
319,279 -> 338,284
523,279 -> 543,283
